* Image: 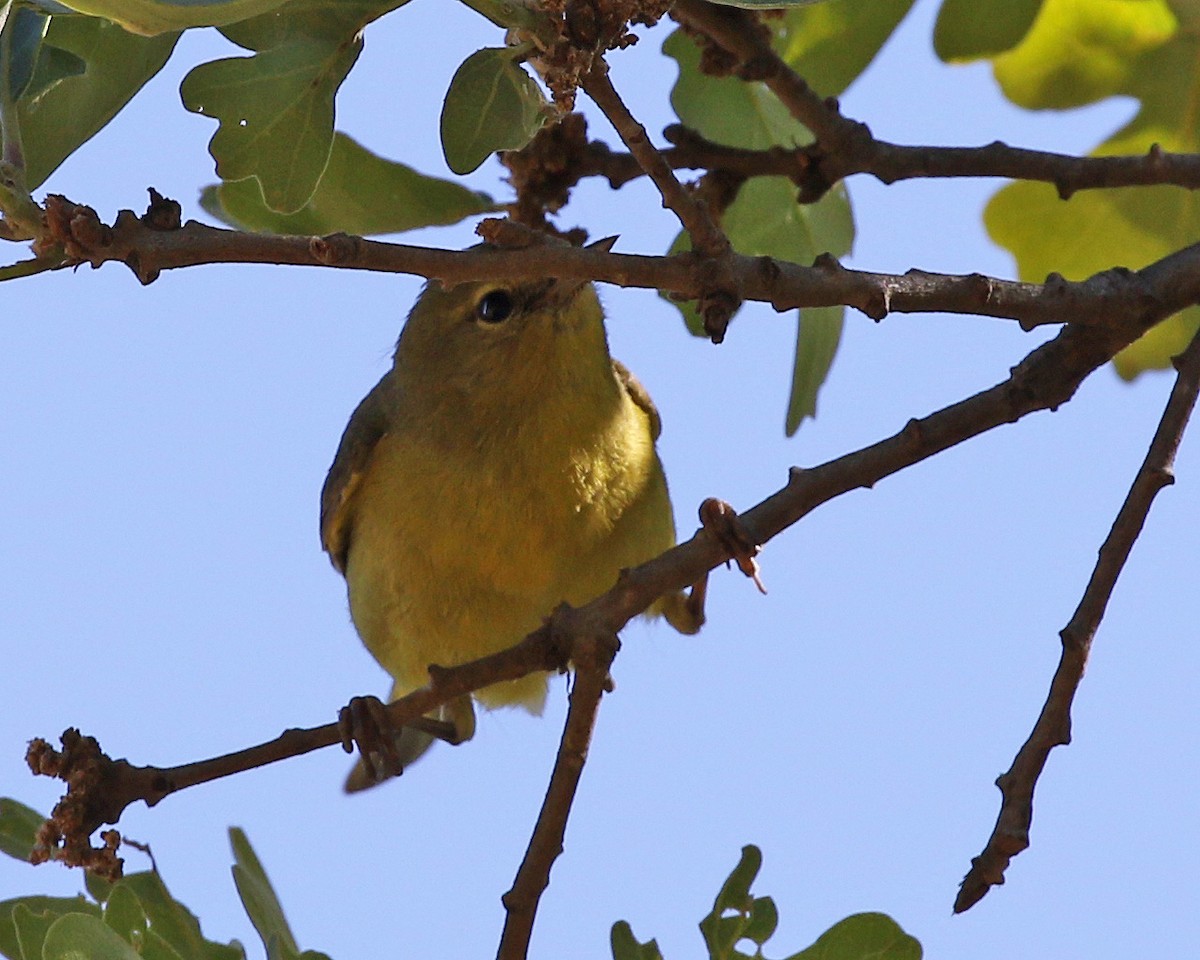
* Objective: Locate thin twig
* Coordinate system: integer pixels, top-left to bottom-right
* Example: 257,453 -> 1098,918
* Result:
583,126 -> 1200,200
669,1 -> 1200,205
671,0 -> 851,150
26,623 -> 573,868
580,60 -> 741,339
830,141 -> 1200,202
580,62 -> 729,259
497,613 -> 617,960
954,326 -> 1200,913
580,125 -> 806,187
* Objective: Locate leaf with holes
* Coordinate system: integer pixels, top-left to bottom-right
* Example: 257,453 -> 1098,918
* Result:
181,34 -> 361,214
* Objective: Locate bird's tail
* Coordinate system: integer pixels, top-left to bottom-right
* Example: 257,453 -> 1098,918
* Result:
653,587 -> 706,635
344,725 -> 437,792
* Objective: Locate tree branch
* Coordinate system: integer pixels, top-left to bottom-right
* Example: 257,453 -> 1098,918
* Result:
580,60 -> 740,339
581,64 -> 728,259
671,0 -> 855,156
669,1 -> 1200,204
497,612 -> 617,960
26,624 -> 573,876
954,325 -> 1200,913
579,124 -> 805,188
826,140 -> 1200,203
581,125 -> 1200,202
29,219 -> 1196,876
35,196 -> 1200,335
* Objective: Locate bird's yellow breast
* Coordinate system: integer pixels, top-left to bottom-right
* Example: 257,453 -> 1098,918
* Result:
343,385 -> 675,712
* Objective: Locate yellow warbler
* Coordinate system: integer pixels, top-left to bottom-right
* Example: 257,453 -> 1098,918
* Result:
320,246 -> 702,790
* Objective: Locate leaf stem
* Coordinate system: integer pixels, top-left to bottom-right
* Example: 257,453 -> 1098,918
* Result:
0,1 -> 24,170
0,0 -> 42,241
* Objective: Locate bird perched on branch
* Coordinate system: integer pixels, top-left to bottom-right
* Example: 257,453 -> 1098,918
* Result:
320,242 -> 704,791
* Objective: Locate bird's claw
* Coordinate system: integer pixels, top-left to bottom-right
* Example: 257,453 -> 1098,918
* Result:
338,695 -> 404,782
699,497 -> 767,594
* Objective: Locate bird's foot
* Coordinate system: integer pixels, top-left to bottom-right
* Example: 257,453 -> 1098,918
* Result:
699,497 -> 766,594
338,694 -> 404,783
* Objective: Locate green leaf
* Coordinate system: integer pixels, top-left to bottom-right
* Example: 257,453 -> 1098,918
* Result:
102,884 -> 148,944
699,845 -> 764,959
664,177 -> 852,428
229,827 -> 332,960
4,7 -> 49,101
665,0 -> 912,142
180,32 -> 361,214
787,306 -> 842,434
0,257 -> 64,281
116,872 -> 243,960
790,912 -> 922,960
610,921 -> 665,960
713,845 -> 762,917
13,903 -> 56,960
730,176 -> 853,263
700,0 -> 830,6
933,0 -> 1043,61
665,177 -> 851,326
665,18 -> 862,429
140,930 -> 188,960
742,895 -> 779,946
85,869 -> 116,905
15,15 -> 178,189
45,0 -> 294,37
218,0 -> 410,51
665,28 -> 808,149
22,42 -> 88,104
230,827 -> 295,955
0,4 -> 86,109
0,800 -> 45,862
201,132 -> 495,235
992,0 -> 1176,110
453,0 -> 548,31
42,913 -> 141,960
1,898 -> 99,960
439,47 -> 548,175
9,1 -> 75,12
982,0 -> 1198,376
987,179 -> 1200,378
773,0 -> 915,98
181,0 -> 409,216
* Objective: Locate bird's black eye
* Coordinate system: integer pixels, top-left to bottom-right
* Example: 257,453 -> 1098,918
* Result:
476,290 -> 513,324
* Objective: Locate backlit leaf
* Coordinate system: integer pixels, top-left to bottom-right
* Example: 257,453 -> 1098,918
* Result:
201,133 -> 495,235
440,47 -> 548,175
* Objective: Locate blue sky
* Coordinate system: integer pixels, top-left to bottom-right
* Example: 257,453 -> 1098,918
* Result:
3,1 -> 1198,958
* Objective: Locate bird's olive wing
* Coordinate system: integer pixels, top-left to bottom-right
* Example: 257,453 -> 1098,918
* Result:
612,358 -> 662,441
320,370 -> 396,573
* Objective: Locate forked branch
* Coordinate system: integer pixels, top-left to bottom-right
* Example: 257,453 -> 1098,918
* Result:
955,327 -> 1200,913
670,0 -> 1200,203
29,229 -> 1198,885
497,612 -> 618,960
